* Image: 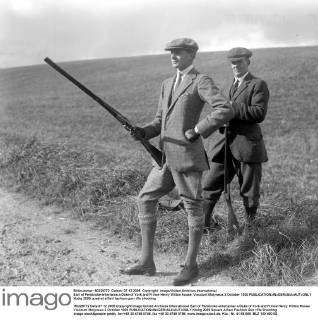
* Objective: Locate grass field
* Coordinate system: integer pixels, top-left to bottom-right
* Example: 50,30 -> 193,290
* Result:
0,46 -> 318,285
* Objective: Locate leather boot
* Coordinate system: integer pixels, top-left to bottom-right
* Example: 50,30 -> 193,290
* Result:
225,207 -> 257,256
173,263 -> 199,286
120,222 -> 156,276
246,206 -> 257,221
242,206 -> 257,241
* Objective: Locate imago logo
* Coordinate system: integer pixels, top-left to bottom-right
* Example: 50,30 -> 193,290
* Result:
1,288 -> 72,310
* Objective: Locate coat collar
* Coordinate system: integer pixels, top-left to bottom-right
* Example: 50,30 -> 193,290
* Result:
231,72 -> 254,100
167,68 -> 198,113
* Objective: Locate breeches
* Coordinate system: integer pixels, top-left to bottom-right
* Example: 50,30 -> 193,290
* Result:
138,163 -> 204,228
202,154 -> 262,208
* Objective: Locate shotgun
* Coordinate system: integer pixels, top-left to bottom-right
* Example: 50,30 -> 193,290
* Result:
224,124 -> 240,240
44,57 -> 163,167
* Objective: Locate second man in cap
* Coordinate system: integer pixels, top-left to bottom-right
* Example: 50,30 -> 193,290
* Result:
203,47 -> 269,246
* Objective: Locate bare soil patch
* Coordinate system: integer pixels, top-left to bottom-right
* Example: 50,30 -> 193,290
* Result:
0,189 -> 234,286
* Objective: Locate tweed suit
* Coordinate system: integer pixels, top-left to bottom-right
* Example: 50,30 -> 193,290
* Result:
138,68 -> 234,227
201,72 -> 269,208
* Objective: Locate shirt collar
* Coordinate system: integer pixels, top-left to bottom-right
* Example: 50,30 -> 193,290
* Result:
177,64 -> 194,77
235,71 -> 249,84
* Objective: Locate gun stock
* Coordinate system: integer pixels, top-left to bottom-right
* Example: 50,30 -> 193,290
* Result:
44,57 -> 163,167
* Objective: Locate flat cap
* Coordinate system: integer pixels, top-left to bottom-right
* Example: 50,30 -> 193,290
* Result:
227,47 -> 252,61
165,38 -> 199,52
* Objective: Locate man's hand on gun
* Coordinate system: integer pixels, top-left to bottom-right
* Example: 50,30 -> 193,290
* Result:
130,126 -> 146,141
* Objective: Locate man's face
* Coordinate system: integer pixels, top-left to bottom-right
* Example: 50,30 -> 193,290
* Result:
170,49 -> 194,71
231,57 -> 249,78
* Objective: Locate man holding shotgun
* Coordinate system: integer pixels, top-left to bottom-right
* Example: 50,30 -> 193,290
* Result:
203,47 -> 270,245
120,38 -> 235,285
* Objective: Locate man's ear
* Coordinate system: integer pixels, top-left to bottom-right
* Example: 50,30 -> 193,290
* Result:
190,51 -> 196,60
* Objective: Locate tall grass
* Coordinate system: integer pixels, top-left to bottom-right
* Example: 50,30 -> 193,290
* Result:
229,200 -> 318,285
0,135 -> 144,211
233,240 -> 318,285
0,135 -> 189,252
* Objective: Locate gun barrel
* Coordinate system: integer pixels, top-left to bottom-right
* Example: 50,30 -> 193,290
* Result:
44,57 -> 129,126
44,57 -> 163,166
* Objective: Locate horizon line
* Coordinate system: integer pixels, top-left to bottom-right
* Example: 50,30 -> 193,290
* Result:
1,44 -> 317,71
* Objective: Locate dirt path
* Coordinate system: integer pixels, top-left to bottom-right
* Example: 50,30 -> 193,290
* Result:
0,189 -> 235,286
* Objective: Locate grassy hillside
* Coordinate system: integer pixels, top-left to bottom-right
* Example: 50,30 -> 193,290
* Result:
0,46 -> 317,285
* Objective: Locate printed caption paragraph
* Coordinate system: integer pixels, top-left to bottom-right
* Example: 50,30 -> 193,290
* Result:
72,287 -> 316,318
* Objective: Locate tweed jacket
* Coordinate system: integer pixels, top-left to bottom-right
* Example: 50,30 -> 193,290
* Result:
207,72 -> 269,163
142,68 -> 234,172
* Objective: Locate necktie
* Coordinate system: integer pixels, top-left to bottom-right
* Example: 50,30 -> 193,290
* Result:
173,72 -> 182,92
232,80 -> 239,96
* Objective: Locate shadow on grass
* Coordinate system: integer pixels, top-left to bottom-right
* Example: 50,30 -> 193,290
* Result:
199,252 -> 234,278
199,232 -> 255,282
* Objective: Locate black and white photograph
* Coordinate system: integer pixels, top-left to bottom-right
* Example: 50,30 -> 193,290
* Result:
0,0 -> 317,318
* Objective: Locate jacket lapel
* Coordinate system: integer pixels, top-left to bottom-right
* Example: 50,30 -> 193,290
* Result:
167,69 -> 197,114
232,73 -> 253,101
229,79 -> 236,99
165,76 -> 175,107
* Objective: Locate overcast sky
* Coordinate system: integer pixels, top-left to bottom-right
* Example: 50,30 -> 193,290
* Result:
0,0 -> 317,68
